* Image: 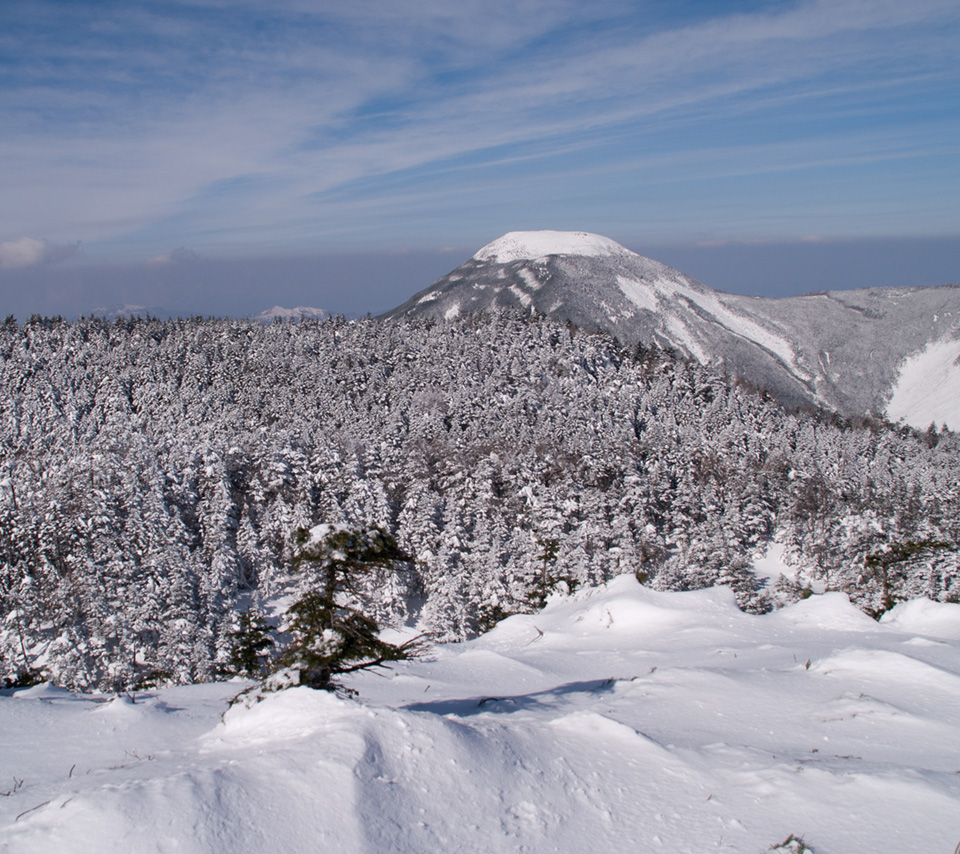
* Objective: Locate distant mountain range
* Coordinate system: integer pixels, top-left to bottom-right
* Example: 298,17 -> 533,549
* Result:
89,304 -> 328,324
383,231 -> 960,430
250,305 -> 328,323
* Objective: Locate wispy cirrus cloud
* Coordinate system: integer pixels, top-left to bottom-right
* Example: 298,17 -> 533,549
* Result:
0,0 -> 957,261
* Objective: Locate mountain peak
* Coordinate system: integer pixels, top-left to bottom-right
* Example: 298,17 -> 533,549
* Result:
472,230 -> 634,264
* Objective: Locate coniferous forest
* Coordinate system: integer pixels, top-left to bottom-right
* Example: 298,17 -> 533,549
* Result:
1,312 -> 958,690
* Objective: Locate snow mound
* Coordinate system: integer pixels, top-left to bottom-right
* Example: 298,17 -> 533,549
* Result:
473,231 -> 634,263
213,686 -> 356,746
885,336 -> 960,430
4,578 -> 960,853
880,597 -> 960,639
772,591 -> 880,631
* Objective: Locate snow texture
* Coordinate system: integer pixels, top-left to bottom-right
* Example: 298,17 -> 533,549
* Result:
3,576 -> 960,854
473,231 -> 631,263
751,542 -> 793,581
615,275 -> 659,314
618,273 -> 800,372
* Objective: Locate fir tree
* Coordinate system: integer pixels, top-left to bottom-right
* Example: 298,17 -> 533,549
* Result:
531,537 -> 560,608
279,525 -> 423,691
225,609 -> 274,677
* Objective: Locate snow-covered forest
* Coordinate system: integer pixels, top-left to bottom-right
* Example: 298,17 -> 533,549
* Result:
1,312 -> 958,690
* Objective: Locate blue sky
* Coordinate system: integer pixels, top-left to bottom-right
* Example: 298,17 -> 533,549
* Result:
1,0 -> 958,317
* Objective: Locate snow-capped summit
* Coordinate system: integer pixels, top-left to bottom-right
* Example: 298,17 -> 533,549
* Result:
383,230 -> 960,428
472,230 -> 633,264
383,230 -> 813,406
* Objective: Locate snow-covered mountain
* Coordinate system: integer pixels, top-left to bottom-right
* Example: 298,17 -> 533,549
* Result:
384,231 -> 960,429
251,305 -> 328,323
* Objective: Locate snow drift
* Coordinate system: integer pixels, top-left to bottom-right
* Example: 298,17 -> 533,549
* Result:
3,577 -> 960,853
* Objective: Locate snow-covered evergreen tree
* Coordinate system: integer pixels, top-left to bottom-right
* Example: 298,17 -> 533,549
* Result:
1,312 -> 958,689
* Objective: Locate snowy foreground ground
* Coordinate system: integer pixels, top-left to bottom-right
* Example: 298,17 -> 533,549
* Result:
3,577 -> 960,854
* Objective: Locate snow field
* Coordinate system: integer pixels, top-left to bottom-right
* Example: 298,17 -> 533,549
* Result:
3,576 -> 960,853
886,337 -> 960,430
616,271 -> 801,376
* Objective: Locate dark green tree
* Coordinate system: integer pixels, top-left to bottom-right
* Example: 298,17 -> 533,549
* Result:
861,539 -> 953,616
280,525 -> 423,691
226,609 -> 275,677
531,537 -> 560,608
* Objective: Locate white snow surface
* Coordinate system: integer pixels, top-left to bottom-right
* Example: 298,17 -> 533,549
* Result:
751,541 -> 792,581
307,521 -> 351,544
508,284 -> 533,307
4,576 -> 960,853
885,336 -> 960,430
473,231 -> 633,264
615,275 -> 659,314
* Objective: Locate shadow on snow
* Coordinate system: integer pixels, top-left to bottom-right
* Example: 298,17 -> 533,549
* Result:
403,677 -> 618,717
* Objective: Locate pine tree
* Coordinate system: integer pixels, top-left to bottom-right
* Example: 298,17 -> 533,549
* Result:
278,524 -> 423,691
225,609 -> 274,677
531,537 -> 560,608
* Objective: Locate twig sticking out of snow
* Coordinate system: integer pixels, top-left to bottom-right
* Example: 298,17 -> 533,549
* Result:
16,801 -> 49,821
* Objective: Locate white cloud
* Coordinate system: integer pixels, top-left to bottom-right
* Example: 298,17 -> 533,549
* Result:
0,237 -> 47,269
0,236 -> 83,269
0,237 -> 82,269
147,247 -> 202,265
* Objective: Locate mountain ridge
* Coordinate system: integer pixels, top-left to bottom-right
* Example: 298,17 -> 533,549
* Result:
250,305 -> 328,323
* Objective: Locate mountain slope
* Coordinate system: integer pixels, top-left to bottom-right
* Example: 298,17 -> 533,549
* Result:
383,231 -> 960,427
